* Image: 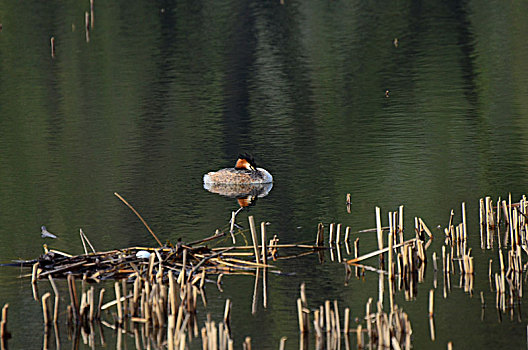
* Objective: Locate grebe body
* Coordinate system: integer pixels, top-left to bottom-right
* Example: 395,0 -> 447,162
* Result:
203,155 -> 273,184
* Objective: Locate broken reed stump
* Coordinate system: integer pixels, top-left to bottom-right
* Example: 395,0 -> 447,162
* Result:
1,304 -> 9,342
50,37 -> 55,58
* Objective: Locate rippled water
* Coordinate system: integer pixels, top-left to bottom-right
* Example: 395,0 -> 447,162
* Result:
1,0 -> 528,348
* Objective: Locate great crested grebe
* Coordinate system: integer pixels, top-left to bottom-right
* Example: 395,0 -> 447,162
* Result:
203,154 -> 273,184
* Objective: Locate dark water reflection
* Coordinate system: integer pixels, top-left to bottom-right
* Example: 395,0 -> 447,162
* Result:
1,0 -> 528,348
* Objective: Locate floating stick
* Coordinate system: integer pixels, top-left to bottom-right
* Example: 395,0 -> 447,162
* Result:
346,238 -> 418,264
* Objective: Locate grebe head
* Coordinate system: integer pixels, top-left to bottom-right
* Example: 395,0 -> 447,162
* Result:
235,153 -> 257,171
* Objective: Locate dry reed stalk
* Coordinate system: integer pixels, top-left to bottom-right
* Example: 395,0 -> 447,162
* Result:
279,336 -> 287,350
229,211 -> 236,243
462,202 -> 467,238
316,223 -> 324,246
336,244 -> 343,263
343,307 -> 350,334
325,300 -> 331,333
67,274 -> 79,322
90,0 -> 94,28
333,300 -> 341,336
365,297 -> 372,340
1,304 -> 8,342
313,311 -> 322,339
42,292 -> 52,325
297,298 -> 305,333
248,216 -> 261,264
429,289 -> 434,316
388,231 -> 394,280
336,224 -> 342,244
114,192 -> 163,247
167,316 -> 175,350
429,316 -> 435,341
376,207 -> 383,252
47,276 -> 60,323
50,37 -> 55,58
418,218 -> 433,239
31,261 -> 38,282
251,269 -> 259,315
244,337 -> 251,350
223,299 -> 231,333
88,286 -> 95,322
399,205 -> 404,234
300,283 -> 307,306
96,288 -> 105,320
261,222 -> 267,265
329,223 -> 335,244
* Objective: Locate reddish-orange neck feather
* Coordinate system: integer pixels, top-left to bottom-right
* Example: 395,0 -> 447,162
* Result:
235,158 -> 254,170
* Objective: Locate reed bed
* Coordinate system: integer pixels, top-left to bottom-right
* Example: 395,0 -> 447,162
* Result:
440,194 -> 528,325
13,205 -> 326,349
4,193 -> 528,348
476,194 -> 527,320
296,283 -> 412,350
